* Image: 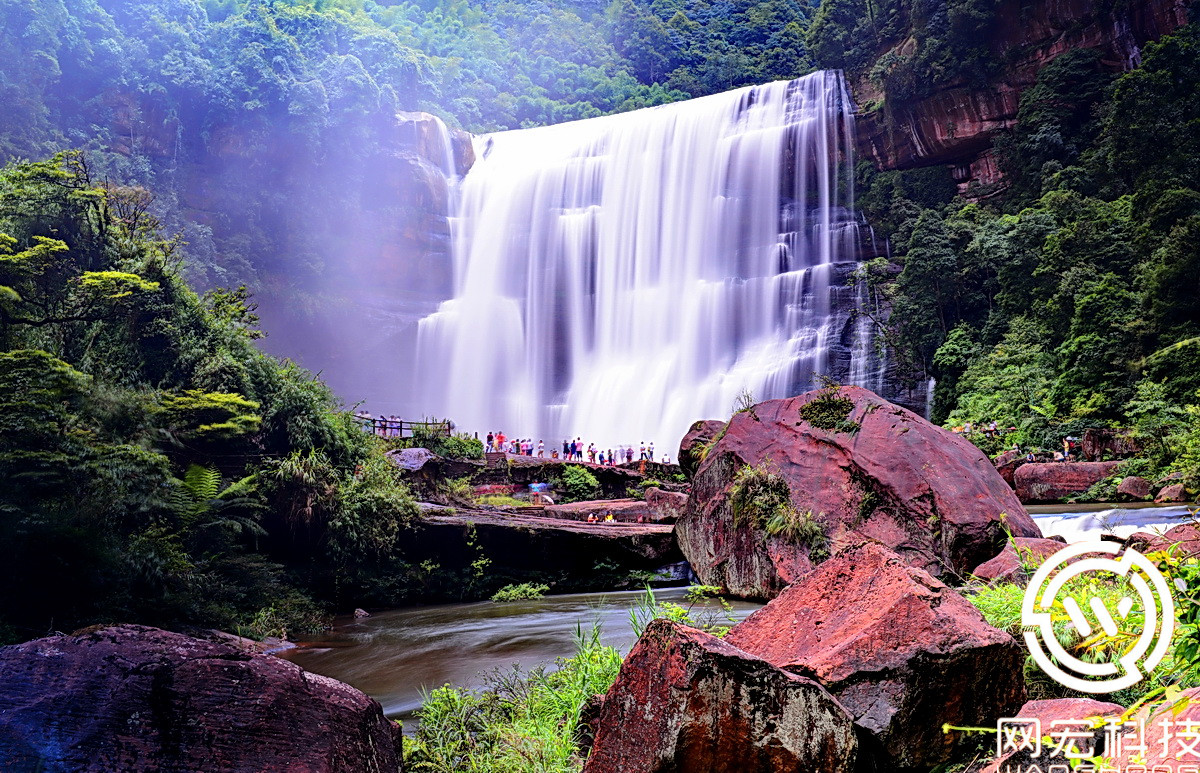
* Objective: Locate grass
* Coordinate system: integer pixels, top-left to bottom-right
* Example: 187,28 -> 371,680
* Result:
405,624 -> 623,773
729,462 -> 829,558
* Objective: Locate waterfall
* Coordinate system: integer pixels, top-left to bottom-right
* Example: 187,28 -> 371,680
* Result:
416,71 -> 874,453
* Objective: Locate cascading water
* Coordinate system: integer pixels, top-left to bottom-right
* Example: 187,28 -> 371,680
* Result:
416,71 -> 883,452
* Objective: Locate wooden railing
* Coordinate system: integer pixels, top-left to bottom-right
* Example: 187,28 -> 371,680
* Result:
358,417 -> 453,438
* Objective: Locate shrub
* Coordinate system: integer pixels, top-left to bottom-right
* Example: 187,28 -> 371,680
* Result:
491,582 -> 549,602
557,465 -> 600,503
730,462 -> 829,559
477,494 -> 525,508
798,384 -> 858,432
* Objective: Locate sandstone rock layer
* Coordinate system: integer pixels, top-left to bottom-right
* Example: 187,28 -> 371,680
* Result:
1014,461 -> 1123,503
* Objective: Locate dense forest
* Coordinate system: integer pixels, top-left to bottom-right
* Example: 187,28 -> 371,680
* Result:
1,0 -> 1199,645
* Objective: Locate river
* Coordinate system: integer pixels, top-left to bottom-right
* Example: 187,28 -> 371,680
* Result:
281,586 -> 763,726
283,503 -> 1195,727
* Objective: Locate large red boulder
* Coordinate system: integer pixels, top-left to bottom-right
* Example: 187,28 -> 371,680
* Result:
1127,522 -> 1200,558
677,419 -> 726,479
971,537 -> 1068,584
1014,461 -> 1122,503
992,449 -> 1025,488
0,624 -> 402,772
582,619 -> 858,773
981,698 -> 1124,773
1105,687 -> 1200,769
725,542 -> 1026,770
644,487 -> 688,523
676,386 -> 1038,598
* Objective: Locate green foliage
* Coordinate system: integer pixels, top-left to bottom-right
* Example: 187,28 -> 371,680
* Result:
557,464 -> 600,504
797,383 -> 858,432
406,624 -> 624,772
628,585 -> 738,638
728,461 -> 829,557
477,494 -> 526,508
490,583 -> 549,602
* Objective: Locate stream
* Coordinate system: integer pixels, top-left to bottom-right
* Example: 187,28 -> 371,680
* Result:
281,587 -> 763,727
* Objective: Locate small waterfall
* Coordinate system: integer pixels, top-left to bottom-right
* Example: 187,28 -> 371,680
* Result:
416,71 -> 875,451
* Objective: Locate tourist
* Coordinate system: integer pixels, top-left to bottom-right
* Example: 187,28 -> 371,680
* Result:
1025,450 -> 1035,463
599,450 -> 606,465
587,513 -> 597,523
607,449 -> 614,466
588,443 -> 596,463
576,437 -> 583,461
497,431 -> 506,452
537,439 -> 544,457
648,442 -> 654,461
626,447 -> 634,464
639,442 -> 646,460
562,439 -> 569,458
376,414 -> 387,437
486,431 -> 494,452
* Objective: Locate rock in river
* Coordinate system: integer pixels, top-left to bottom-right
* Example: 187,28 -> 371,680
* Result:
0,624 -> 402,772
676,386 -> 1038,598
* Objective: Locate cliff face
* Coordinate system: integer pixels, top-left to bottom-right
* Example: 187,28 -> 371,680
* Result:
854,0 -> 1191,190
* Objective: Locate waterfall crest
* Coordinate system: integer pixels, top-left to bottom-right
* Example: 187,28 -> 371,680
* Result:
416,71 -> 880,452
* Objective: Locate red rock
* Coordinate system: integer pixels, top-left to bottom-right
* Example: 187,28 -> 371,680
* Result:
0,624 -> 401,772
1105,686 -> 1200,769
1014,461 -> 1123,503
971,537 -> 1068,583
993,449 -> 1026,488
678,419 -> 726,479
1156,482 -> 1191,503
582,619 -> 858,773
644,487 -> 688,524
1126,523 -> 1200,558
1116,475 -> 1153,500
854,0 -> 1189,191
545,499 -> 658,522
980,698 -> 1124,773
725,542 -> 1025,769
1082,428 -> 1143,461
676,386 -> 1039,598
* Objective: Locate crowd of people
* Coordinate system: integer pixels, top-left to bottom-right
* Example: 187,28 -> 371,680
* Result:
951,418 -> 1082,463
484,432 -> 666,465
354,411 -> 406,437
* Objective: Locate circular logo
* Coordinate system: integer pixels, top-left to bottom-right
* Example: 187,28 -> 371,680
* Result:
1021,540 -> 1175,693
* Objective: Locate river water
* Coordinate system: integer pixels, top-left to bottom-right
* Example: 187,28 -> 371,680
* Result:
281,587 -> 763,726
283,503 -> 1195,727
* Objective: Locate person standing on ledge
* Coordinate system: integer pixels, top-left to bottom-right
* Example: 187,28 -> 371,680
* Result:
537,439 -> 544,457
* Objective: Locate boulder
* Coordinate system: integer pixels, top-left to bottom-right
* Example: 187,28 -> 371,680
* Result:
724,542 -> 1026,770
1116,475 -> 1153,501
677,419 -> 726,479
582,619 -> 858,773
0,624 -> 402,772
971,537 -> 1068,584
992,449 -> 1025,488
1156,482 -> 1190,503
388,446 -> 437,471
676,386 -> 1038,598
1014,461 -> 1123,503
1105,686 -> 1200,769
981,698 -> 1124,773
644,487 -> 688,523
1126,522 -> 1200,558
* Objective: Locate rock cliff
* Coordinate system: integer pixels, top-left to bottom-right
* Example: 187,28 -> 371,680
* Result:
854,0 -> 1192,191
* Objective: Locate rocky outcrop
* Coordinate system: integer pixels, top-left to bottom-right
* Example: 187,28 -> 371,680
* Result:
971,537 -> 1068,583
1116,474 -> 1153,500
0,624 -> 402,772
582,619 -> 859,773
676,386 -> 1039,598
1014,461 -> 1123,502
982,698 -> 1124,772
725,543 -> 1026,770
854,0 -> 1191,190
545,499 -> 661,523
677,419 -> 726,479
1082,427 -> 1144,461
